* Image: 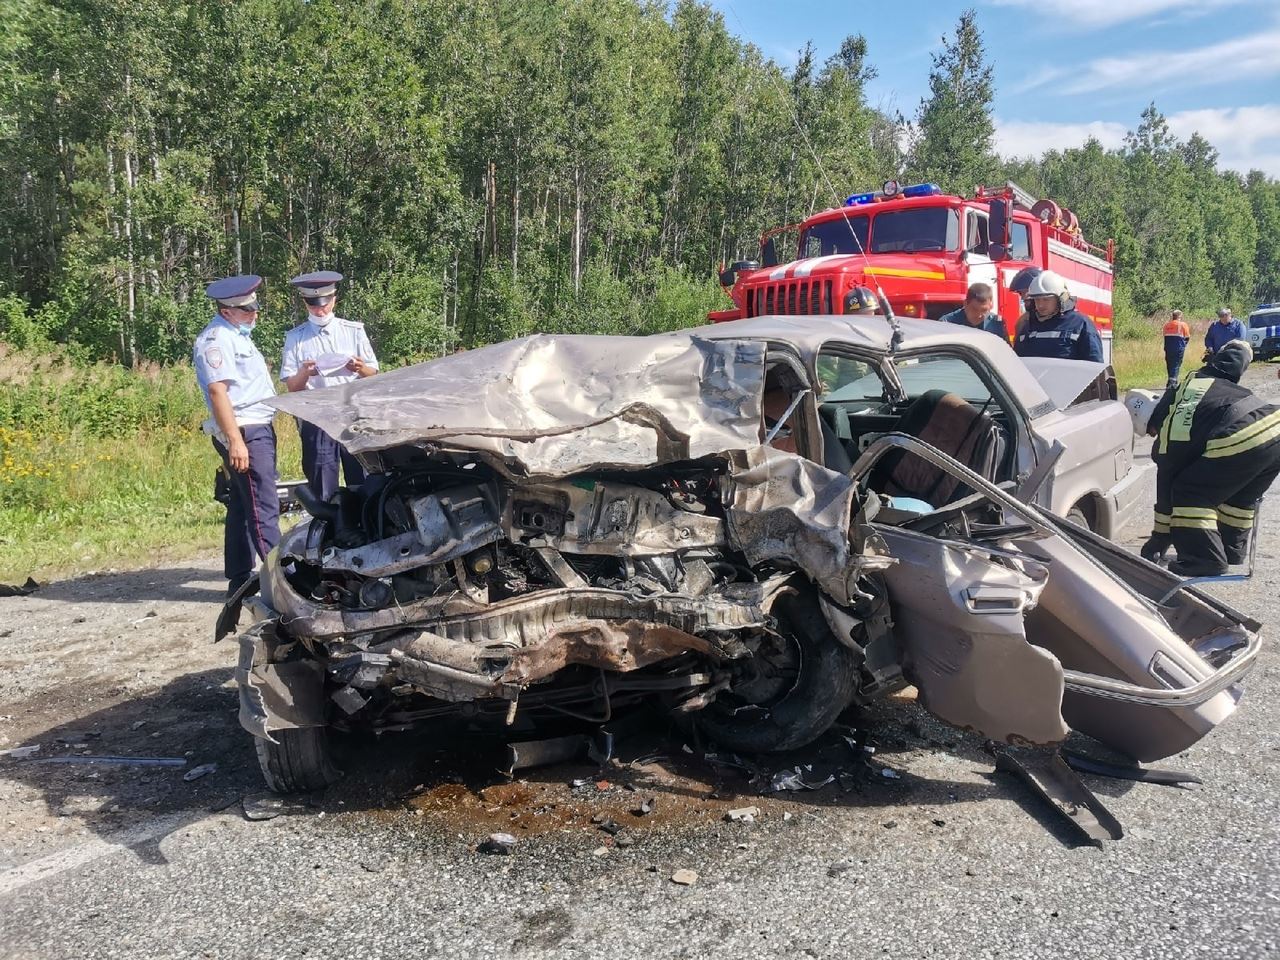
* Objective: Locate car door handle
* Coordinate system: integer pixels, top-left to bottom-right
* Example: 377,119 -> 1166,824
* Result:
963,585 -> 1031,614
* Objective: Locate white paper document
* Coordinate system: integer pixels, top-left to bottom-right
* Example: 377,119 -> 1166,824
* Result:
313,352 -> 352,376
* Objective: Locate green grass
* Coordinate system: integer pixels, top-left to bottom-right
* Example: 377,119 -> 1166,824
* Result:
0,343 -> 304,582
0,419 -> 303,582
1110,313 -> 1212,391
1112,335 -> 1168,390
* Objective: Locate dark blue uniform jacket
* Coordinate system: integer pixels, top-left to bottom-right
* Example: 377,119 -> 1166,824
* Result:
1014,308 -> 1104,362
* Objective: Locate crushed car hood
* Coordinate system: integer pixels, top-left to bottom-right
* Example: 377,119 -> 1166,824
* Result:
270,334 -> 767,477
1020,357 -> 1111,411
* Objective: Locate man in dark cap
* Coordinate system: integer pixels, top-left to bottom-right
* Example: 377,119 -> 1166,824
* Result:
1141,339 -> 1280,576
193,275 -> 281,593
280,271 -> 379,502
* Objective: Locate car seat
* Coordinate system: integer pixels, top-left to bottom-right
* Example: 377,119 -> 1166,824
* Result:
818,413 -> 854,474
871,390 -> 1005,505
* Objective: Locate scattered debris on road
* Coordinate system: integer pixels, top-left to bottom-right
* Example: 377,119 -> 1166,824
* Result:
0,745 -> 41,760
995,749 -> 1123,847
670,869 -> 698,886
770,766 -> 835,792
183,762 -> 217,782
1060,748 -> 1203,787
32,755 -> 187,767
0,577 -> 41,597
478,832 -> 518,855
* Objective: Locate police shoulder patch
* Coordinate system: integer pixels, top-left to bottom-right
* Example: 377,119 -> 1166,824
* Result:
205,345 -> 224,369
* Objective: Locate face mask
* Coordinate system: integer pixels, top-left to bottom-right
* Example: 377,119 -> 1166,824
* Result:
237,319 -> 256,335
310,312 -> 333,328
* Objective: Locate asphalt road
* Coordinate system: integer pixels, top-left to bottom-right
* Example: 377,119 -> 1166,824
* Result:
1,364 -> 1278,960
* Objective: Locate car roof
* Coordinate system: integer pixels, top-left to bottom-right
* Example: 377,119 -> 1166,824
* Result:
686,314 -> 1053,412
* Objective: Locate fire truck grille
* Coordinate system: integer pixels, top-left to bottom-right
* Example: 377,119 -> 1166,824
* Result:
746,279 -> 833,317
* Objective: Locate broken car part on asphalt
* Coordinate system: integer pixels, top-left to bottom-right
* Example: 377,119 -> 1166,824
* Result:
220,323 -> 1262,801
995,749 -> 1124,848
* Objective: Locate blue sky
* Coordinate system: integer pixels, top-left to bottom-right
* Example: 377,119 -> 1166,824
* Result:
707,0 -> 1280,176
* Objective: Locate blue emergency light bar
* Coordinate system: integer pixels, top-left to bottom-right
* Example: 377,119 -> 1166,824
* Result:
845,182 -> 942,205
902,182 -> 942,198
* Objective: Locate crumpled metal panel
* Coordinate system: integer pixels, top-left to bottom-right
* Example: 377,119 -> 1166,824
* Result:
502,619 -> 723,684
265,520 -> 781,643
235,623 -> 327,739
1018,530 -> 1241,762
874,525 -> 1070,747
269,334 -> 767,477
504,479 -> 726,556
723,446 -> 864,604
386,618 -> 723,701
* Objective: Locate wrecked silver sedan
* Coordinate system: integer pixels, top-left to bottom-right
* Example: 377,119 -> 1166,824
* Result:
221,317 -> 1261,793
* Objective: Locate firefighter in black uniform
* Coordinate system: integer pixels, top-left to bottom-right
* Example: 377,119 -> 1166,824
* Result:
1140,340 -> 1280,576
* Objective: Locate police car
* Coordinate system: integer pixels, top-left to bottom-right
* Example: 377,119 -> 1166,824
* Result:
1247,303 -> 1280,361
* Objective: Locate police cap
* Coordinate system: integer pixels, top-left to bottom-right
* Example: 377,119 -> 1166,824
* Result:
290,270 -> 343,304
205,275 -> 263,309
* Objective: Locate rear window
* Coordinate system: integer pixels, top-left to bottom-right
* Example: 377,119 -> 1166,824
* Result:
893,355 -> 992,405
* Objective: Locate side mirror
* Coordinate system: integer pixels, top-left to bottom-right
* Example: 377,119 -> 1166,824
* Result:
719,260 -> 759,288
760,237 -> 779,268
988,198 -> 1011,260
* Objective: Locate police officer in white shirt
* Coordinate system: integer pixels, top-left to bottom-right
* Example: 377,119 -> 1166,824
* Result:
193,275 -> 281,594
280,271 -> 379,502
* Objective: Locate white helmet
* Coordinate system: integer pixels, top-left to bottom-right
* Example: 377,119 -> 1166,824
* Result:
1026,270 -> 1073,311
1125,389 -> 1162,436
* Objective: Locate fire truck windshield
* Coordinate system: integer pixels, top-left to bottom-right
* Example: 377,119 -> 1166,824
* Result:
799,208 -> 958,258
801,216 -> 869,257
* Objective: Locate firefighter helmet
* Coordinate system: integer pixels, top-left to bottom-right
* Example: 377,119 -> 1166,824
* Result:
1026,270 -> 1073,311
1008,267 -> 1042,296
1124,388 -> 1162,436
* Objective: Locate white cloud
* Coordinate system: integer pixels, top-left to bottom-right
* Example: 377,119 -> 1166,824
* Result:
989,0 -> 1248,28
994,119 -> 1127,158
994,106 -> 1280,176
1168,106 -> 1280,175
1020,28 -> 1280,95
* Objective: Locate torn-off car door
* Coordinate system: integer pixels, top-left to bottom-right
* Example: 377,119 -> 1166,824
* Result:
873,524 -> 1071,746
849,433 -> 1259,763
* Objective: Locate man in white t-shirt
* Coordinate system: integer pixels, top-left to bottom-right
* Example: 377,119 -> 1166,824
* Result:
280,271 -> 379,502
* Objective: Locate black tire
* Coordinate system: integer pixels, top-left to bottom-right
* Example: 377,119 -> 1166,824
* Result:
1066,503 -> 1092,531
254,727 -> 341,793
692,589 -> 858,753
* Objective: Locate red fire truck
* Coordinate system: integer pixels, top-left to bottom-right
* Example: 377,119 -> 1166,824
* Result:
711,181 -> 1116,362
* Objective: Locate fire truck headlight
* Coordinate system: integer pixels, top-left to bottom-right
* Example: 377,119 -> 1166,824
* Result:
882,179 -> 900,197
902,303 -> 918,315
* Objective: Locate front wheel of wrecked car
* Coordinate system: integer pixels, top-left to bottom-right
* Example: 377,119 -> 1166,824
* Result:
691,589 -> 858,753
254,727 -> 341,794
